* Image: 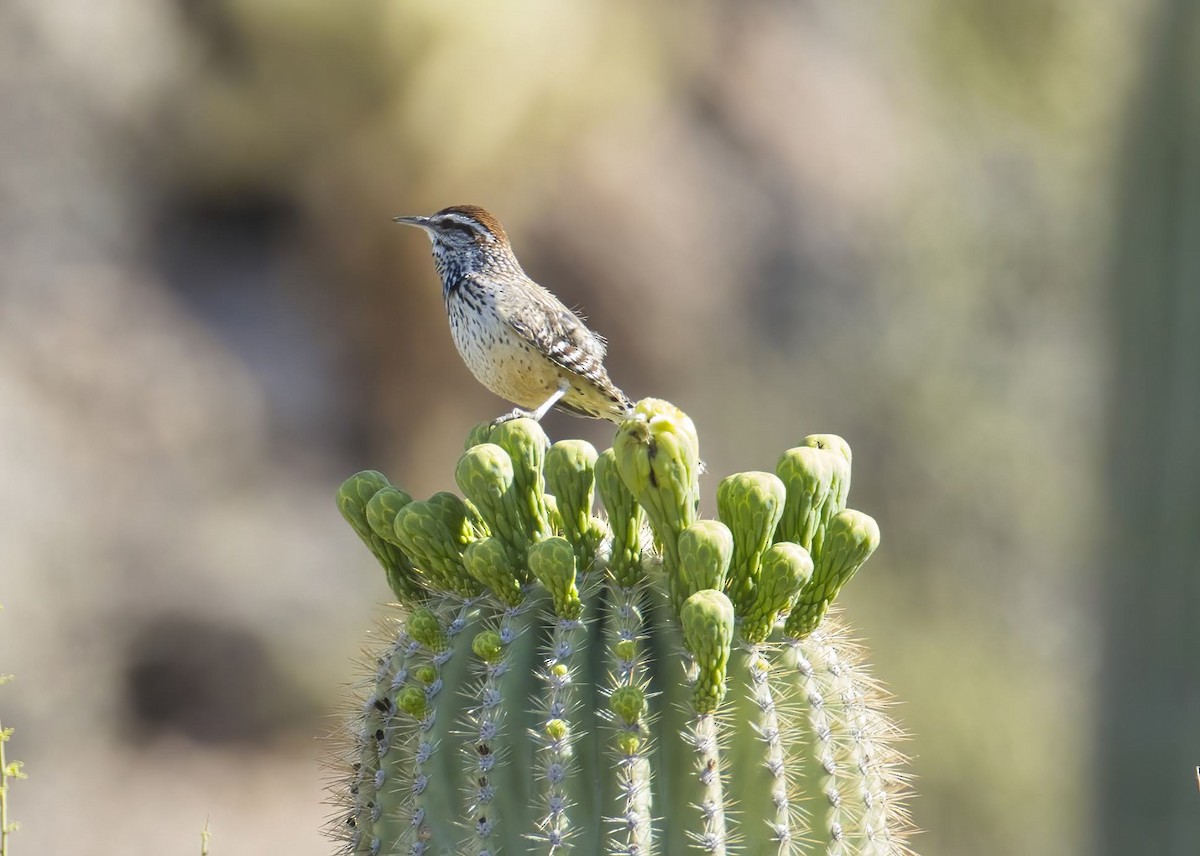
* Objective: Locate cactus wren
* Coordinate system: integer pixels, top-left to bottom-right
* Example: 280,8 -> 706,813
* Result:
394,204 -> 633,423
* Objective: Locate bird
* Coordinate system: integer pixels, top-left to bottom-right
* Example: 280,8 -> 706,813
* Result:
393,204 -> 634,424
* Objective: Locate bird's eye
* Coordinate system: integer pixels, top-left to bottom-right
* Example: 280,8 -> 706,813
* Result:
437,219 -> 476,236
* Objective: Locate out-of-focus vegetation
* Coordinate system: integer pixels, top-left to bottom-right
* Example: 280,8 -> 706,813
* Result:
0,1 -> 1193,854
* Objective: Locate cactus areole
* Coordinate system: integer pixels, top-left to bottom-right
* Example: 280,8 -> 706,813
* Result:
332,398 -> 912,855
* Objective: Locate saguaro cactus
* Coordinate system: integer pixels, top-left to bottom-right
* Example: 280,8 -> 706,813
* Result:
331,399 -> 913,855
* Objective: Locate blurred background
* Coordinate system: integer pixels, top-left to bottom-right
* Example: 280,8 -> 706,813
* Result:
2,1 -> 1197,853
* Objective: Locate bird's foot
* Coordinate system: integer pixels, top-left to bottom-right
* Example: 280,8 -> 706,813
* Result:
491,407 -> 536,427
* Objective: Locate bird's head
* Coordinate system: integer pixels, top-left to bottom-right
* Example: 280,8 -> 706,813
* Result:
394,205 -> 517,283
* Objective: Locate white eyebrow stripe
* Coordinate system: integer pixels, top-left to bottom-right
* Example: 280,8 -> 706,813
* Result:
436,213 -> 483,231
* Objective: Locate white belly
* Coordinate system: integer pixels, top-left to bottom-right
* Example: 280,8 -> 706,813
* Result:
446,294 -> 560,409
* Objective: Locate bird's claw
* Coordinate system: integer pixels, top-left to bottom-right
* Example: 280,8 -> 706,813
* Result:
491,408 -> 535,427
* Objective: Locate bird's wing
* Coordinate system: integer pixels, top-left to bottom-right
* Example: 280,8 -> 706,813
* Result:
498,279 -> 610,380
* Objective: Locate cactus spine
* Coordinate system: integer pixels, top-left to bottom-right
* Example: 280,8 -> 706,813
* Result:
332,399 -> 913,855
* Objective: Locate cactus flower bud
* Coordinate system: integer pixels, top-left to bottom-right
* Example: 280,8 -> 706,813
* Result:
456,444 -> 529,564
465,420 -> 496,451
785,509 -> 879,639
717,471 -> 787,615
741,542 -> 812,644
680,589 -> 735,713
365,486 -> 414,545
472,629 -> 505,664
463,536 -> 526,606
614,399 -> 701,609
802,433 -> 852,493
407,607 -> 448,653
528,537 -> 582,620
677,520 -> 734,603
412,665 -> 437,686
595,448 -> 645,587
425,491 -> 478,549
545,718 -> 570,741
609,686 -> 647,726
396,686 -> 429,719
613,401 -> 700,545
545,439 -> 599,550
337,473 -> 425,602
488,418 -> 553,543
393,500 -> 481,597
336,470 -> 391,538
775,445 -> 850,558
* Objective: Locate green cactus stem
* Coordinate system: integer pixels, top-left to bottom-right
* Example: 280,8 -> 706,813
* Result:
679,589 -> 736,853
607,685 -> 653,851
331,399 -> 913,856
780,618 -> 910,856
526,538 -> 588,848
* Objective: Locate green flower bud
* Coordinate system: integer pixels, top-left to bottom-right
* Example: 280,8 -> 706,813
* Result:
336,472 -> 425,602
407,607 -> 448,653
478,418 -> 551,544
595,449 -> 645,588
616,733 -> 642,756
393,500 -> 481,597
396,686 -> 428,719
775,446 -> 850,558
677,520 -> 734,602
413,665 -> 437,686
462,537 -> 526,606
544,493 -> 564,536
456,444 -> 529,565
465,420 -> 496,451
365,486 -> 414,545
545,440 -> 599,550
613,402 -> 700,543
336,470 -> 391,538
785,509 -> 880,639
613,399 -> 700,607
680,589 -> 736,714
472,629 -> 505,664
551,663 -> 569,680
802,433 -> 852,508
614,639 -> 637,662
545,719 -> 570,741
425,491 -> 479,549
609,686 -> 647,726
528,537 -> 582,620
740,542 -> 812,644
716,471 -> 787,615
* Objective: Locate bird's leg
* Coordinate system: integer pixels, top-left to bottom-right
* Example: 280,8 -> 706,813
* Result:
492,379 -> 570,426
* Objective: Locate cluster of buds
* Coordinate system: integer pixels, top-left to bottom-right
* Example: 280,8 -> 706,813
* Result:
333,399 -> 912,856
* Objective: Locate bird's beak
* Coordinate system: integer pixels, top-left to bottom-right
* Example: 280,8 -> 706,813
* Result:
392,214 -> 431,228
